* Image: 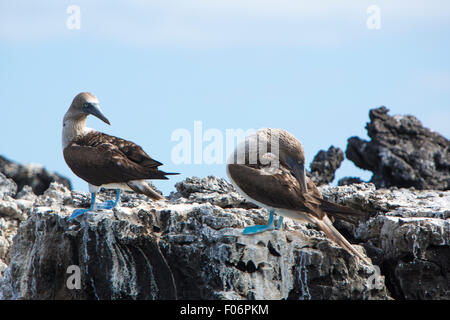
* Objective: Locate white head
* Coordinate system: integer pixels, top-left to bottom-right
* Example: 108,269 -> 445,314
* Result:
63,92 -> 110,125
62,92 -> 110,148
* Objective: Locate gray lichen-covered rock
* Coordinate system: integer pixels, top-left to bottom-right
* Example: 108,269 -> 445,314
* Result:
320,183 -> 450,299
345,107 -> 450,190
171,176 -> 258,209
0,177 -> 389,300
0,155 -> 72,196
307,146 -> 344,186
0,176 -> 448,300
363,216 -> 449,299
1,208 -> 177,299
0,173 -> 36,274
158,203 -> 382,300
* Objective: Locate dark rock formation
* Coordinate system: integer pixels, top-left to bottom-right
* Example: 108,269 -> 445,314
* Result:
1,172 -> 448,300
0,155 -> 72,196
346,107 -> 450,190
0,174 -> 393,300
307,146 -> 344,186
338,177 -> 364,186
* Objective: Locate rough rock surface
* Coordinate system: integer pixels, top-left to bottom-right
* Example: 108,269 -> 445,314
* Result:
307,146 -> 344,186
0,173 -> 36,275
0,175 -> 388,300
0,155 -> 72,195
0,174 -> 448,300
345,107 -> 450,190
320,183 -> 449,299
337,177 -> 364,186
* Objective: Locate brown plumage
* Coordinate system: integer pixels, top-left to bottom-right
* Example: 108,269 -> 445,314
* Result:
227,128 -> 370,264
64,131 -> 173,187
62,92 -> 176,201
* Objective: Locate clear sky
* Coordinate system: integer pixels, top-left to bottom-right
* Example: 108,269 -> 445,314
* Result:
1,1 -> 449,195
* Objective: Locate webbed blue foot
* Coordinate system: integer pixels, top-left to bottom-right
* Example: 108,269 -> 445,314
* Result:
68,208 -> 92,221
243,224 -> 275,234
275,216 -> 283,230
95,200 -> 116,210
67,190 -> 121,221
242,210 -> 284,235
94,189 -> 121,210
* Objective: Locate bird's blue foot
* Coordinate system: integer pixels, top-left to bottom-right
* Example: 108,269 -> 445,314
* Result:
92,189 -> 121,210
68,208 -> 92,221
95,200 -> 116,210
67,190 -> 121,221
243,224 -> 275,234
242,210 -> 283,235
275,216 -> 283,230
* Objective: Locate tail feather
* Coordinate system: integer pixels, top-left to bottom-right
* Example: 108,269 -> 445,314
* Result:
319,198 -> 366,224
148,170 -> 180,180
127,180 -> 164,200
314,216 -> 371,265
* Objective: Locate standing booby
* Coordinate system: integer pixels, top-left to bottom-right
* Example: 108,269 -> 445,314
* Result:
226,128 -> 370,264
62,92 -> 177,220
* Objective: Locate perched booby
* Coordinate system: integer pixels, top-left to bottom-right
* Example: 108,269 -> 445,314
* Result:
226,128 -> 370,264
62,92 -> 177,220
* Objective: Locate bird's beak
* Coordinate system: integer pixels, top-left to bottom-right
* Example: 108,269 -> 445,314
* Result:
83,102 -> 110,125
286,156 -> 308,193
292,161 -> 308,193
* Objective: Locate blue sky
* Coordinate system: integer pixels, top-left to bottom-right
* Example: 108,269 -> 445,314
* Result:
1,1 -> 449,195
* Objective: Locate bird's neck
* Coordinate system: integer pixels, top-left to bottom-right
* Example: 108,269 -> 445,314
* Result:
62,115 -> 89,149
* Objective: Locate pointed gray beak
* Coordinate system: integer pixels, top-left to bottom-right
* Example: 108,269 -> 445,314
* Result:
82,102 -> 110,125
292,162 -> 308,193
286,156 -> 308,193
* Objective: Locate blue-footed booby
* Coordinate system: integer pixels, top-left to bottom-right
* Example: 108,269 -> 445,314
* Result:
62,92 -> 177,220
226,128 -> 370,264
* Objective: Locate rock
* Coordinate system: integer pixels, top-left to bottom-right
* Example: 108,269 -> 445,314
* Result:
307,146 -> 344,186
158,200 -> 385,300
171,176 -> 258,209
361,216 -> 449,300
0,175 -> 448,300
0,207 -> 176,300
338,177 -> 364,186
320,183 -> 450,299
0,173 -> 17,198
0,155 -> 72,196
0,173 -> 25,274
0,217 -> 17,275
0,177 -> 391,300
346,107 -> 450,190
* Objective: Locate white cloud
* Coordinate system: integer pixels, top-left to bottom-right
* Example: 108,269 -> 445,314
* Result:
1,0 -> 450,47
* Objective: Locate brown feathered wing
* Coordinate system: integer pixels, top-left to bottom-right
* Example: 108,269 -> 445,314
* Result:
64,131 -> 177,186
